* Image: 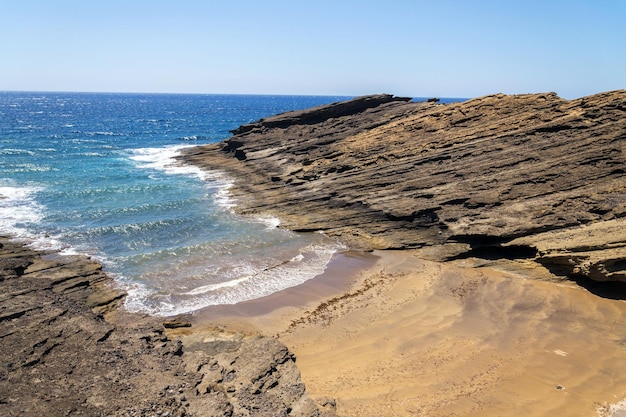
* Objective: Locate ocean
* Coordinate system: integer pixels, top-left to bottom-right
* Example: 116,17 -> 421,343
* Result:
0,92 -> 465,316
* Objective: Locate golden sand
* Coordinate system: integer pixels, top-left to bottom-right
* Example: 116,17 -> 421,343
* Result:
193,250 -> 626,417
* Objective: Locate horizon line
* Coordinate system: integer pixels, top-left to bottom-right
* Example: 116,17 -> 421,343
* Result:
0,89 -> 472,100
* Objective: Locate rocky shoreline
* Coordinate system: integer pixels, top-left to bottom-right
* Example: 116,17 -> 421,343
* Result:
3,90 -> 626,416
0,236 -> 333,417
180,91 -> 626,285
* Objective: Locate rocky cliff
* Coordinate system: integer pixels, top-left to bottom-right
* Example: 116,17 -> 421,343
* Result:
180,91 -> 626,283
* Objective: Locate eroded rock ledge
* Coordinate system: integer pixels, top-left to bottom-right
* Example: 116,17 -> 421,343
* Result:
180,91 -> 626,283
0,236 -> 331,417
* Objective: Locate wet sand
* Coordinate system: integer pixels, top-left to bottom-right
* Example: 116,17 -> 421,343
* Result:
191,251 -> 380,334
192,250 -> 626,417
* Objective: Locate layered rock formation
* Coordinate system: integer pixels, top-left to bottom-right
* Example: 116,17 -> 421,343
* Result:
180,91 -> 626,283
0,237 -> 331,417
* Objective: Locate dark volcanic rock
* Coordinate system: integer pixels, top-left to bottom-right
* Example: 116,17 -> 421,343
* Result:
230,94 -> 411,136
180,91 -> 626,282
0,237 -> 331,417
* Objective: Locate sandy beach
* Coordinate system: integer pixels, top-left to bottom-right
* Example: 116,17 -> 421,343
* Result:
173,91 -> 626,416
190,250 -> 626,417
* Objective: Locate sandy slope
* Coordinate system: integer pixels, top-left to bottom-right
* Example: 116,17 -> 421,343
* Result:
197,251 -> 626,417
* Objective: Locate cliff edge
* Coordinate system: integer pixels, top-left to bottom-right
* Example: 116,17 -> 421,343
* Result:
181,91 -> 626,284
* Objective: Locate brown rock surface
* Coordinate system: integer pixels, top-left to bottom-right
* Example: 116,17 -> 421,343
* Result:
180,91 -> 626,282
0,236 -> 331,417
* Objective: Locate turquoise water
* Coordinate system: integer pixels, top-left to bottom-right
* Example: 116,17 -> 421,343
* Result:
0,92 -> 350,315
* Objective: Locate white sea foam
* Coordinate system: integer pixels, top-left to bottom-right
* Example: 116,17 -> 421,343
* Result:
212,178 -> 237,209
87,131 -> 122,136
0,148 -> 36,156
130,145 -> 206,179
58,246 -> 82,256
119,280 -> 154,313
254,215 -> 281,229
122,239 -> 346,316
183,276 -> 250,295
27,233 -> 69,253
7,164 -> 54,173
0,185 -> 44,236
129,145 -> 237,210
0,184 -> 70,252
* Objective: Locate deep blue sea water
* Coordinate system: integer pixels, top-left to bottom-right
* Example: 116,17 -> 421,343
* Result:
0,92 -> 358,315
0,92 -> 466,316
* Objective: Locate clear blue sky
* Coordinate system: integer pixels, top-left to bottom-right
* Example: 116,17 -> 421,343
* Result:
1,0 -> 624,99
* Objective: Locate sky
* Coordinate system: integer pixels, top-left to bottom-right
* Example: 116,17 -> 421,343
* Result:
1,0 -> 624,99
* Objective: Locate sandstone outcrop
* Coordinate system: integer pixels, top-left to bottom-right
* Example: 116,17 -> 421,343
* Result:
0,236 -> 331,417
180,91 -> 626,283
